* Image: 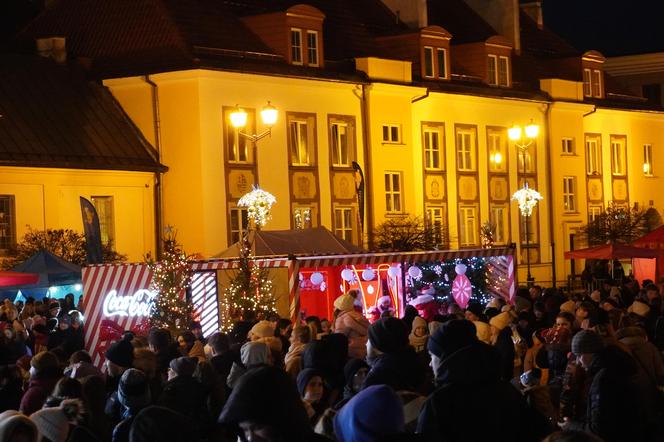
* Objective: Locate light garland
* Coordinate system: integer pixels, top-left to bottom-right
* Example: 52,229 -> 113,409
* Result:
238,186 -> 277,228
511,182 -> 543,216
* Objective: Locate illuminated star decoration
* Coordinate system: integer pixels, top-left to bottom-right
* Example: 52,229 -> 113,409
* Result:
238,186 -> 277,228
511,183 -> 543,216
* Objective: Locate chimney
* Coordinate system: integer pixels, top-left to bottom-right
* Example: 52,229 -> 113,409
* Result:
520,1 -> 543,29
35,37 -> 67,64
463,0 -> 520,52
380,0 -> 428,29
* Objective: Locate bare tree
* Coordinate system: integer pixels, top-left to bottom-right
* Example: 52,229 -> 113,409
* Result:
372,216 -> 448,251
580,202 -> 650,245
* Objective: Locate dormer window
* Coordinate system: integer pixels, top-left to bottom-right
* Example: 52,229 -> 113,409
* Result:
423,46 -> 448,80
583,68 -> 603,98
291,29 -> 303,64
488,54 -> 510,87
307,31 -> 319,66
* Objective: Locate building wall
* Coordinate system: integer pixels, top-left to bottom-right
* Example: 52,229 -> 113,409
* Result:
0,167 -> 155,261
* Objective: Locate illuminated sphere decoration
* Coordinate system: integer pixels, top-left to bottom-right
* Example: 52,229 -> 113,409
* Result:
362,268 -> 375,281
310,272 -> 324,286
341,268 -> 354,282
387,266 -> 400,278
408,266 -> 422,279
238,186 -> 277,228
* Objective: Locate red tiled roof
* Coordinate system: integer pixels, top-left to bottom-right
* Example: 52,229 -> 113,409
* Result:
0,55 -> 164,172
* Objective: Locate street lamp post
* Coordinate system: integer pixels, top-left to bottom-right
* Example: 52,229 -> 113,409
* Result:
229,101 -> 278,143
509,120 -> 541,286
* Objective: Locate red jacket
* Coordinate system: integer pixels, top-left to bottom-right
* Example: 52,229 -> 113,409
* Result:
20,376 -> 59,415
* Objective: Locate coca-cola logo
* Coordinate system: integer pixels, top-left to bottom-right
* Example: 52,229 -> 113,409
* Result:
102,289 -> 157,318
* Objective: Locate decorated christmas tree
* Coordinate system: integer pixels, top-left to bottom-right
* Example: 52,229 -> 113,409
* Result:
220,236 -> 277,330
148,229 -> 194,334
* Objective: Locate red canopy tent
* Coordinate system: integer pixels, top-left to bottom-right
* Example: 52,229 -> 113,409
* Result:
632,225 -> 664,282
564,243 -> 660,260
0,271 -> 40,287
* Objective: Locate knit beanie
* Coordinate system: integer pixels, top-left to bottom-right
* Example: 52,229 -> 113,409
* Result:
31,351 -> 59,375
571,329 -> 605,355
368,317 -> 409,353
48,301 -> 60,311
248,320 -> 275,340
410,316 -> 428,334
334,293 -> 356,312
519,368 -> 542,388
30,408 -> 69,442
296,368 -> 323,396
628,300 -> 651,318
169,357 -> 198,377
118,369 -> 151,411
0,411 -> 37,442
489,311 -> 512,331
240,341 -> 270,367
104,337 -> 134,368
559,300 -> 576,314
427,319 -> 477,359
334,385 -> 404,442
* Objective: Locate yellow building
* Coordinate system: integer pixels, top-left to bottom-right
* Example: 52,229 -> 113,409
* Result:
14,0 -> 664,286
0,55 -> 162,262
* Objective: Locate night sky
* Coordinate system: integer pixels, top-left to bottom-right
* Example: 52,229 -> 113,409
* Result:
542,0 -> 664,56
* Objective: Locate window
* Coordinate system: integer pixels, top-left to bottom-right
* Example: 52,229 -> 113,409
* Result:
586,137 -> 601,175
334,207 -> 353,242
426,206 -> 446,246
456,129 -> 475,172
583,68 -> 603,98
307,31 -> 319,66
384,172 -> 402,213
0,196 -> 16,254
563,177 -> 577,213
91,196 -> 115,247
423,46 -> 434,78
520,211 -> 537,244
382,124 -> 401,143
518,149 -> 535,174
330,119 -> 354,167
488,129 -> 506,173
294,207 -> 313,229
498,56 -> 509,86
288,115 -> 316,166
588,205 -> 603,222
290,29 -> 302,64
459,206 -> 478,246
644,144 -> 654,176
423,124 -> 444,170
488,55 -> 497,85
437,48 -> 447,79
490,205 -> 508,244
229,207 -> 248,244
225,107 -> 251,163
562,138 -> 574,155
611,139 -> 626,175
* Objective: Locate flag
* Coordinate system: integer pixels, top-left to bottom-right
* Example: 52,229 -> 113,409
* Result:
352,161 -> 365,234
80,197 -> 103,264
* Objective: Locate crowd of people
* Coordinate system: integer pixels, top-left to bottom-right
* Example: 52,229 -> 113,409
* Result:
1,278 -> 664,442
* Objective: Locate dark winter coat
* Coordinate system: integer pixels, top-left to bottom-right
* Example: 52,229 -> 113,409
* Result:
157,375 -> 209,430
493,326 -> 515,381
0,378 -> 23,413
19,374 -> 60,415
364,346 -> 427,393
570,345 -> 647,442
416,342 -> 548,442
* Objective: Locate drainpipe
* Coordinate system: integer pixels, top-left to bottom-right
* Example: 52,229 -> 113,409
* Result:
144,75 -> 164,259
359,84 -> 375,248
544,102 -> 556,287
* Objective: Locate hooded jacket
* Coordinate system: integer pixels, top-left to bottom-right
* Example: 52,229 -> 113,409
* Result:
364,346 -> 427,393
334,310 -> 369,360
417,342 -> 547,442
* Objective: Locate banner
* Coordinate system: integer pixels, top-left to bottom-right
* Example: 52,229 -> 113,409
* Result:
80,197 -> 104,264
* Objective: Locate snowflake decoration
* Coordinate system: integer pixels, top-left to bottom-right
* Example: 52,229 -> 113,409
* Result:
238,186 -> 277,228
433,265 -> 443,276
511,182 -> 543,216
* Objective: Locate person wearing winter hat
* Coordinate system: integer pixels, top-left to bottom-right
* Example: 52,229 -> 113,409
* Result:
285,325 -> 311,379
489,311 -> 515,381
129,406 -> 192,442
334,291 -> 370,360
112,369 -> 152,442
219,366 -> 323,442
408,316 -> 429,352
30,399 -> 85,442
627,299 -> 651,318
226,341 -> 271,389
419,319 -> 548,441
64,350 -> 101,380
103,336 -> 134,394
334,385 -> 405,442
46,301 -> 60,320
561,330 -> 647,442
247,320 -> 275,341
559,299 -> 576,315
0,410 -> 38,442
20,351 -> 62,415
158,356 -> 208,431
464,303 -> 485,322
296,368 -> 325,423
364,317 -> 426,392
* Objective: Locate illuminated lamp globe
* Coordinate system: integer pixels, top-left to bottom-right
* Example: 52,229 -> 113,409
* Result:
310,272 -> 324,286
362,268 -> 375,281
387,266 -> 400,278
408,266 -> 422,279
525,121 -> 539,139
508,125 -> 522,141
260,101 -> 278,126
493,152 -> 503,164
341,268 -> 354,282
230,106 -> 248,128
